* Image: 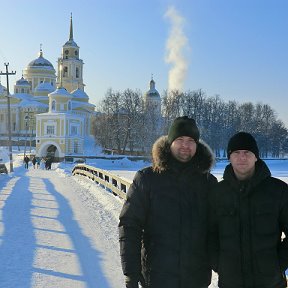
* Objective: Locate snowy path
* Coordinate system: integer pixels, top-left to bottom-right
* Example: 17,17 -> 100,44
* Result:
6,155 -> 288,287
0,167 -> 124,288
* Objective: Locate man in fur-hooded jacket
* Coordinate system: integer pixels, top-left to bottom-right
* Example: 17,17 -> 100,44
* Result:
119,116 -> 217,288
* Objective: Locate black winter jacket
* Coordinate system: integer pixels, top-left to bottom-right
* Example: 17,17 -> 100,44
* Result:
209,160 -> 288,288
119,136 -> 217,288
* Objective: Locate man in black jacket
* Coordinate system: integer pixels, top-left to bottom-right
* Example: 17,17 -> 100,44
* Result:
119,116 -> 217,288
210,132 -> 288,288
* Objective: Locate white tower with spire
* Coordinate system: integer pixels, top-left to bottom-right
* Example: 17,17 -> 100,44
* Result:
144,76 -> 161,115
56,14 -> 85,93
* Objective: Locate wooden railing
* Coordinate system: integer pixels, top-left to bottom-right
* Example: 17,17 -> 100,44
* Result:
72,164 -> 131,200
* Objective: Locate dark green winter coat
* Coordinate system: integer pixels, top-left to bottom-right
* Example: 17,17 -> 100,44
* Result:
209,160 -> 288,288
119,136 -> 217,288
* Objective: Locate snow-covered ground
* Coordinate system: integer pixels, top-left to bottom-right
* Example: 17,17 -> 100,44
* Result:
0,149 -> 287,288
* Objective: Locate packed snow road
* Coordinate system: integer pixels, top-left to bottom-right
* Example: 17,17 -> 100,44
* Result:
0,167 -> 125,288
0,153 -> 221,288
2,154 -> 288,287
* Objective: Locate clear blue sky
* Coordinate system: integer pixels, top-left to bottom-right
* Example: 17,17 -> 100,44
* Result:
0,0 -> 287,126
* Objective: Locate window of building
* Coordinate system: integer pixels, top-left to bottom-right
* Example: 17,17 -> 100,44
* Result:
63,66 -> 68,77
76,67 -> 79,78
74,141 -> 79,153
46,125 -> 55,135
52,100 -> 56,111
71,125 -> 78,136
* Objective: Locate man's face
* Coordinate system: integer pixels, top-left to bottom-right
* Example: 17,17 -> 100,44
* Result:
170,136 -> 197,163
229,150 -> 257,180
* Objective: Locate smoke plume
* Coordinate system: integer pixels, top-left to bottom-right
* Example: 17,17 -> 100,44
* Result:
164,6 -> 190,92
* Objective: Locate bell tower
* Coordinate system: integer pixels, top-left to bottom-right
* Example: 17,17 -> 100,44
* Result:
56,14 -> 85,93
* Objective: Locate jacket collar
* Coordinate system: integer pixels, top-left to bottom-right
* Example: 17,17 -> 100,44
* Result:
223,159 -> 271,188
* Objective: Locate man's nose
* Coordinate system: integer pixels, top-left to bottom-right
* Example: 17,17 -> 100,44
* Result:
239,152 -> 247,159
181,141 -> 190,147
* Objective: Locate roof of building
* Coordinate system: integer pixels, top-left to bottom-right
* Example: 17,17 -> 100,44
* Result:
145,79 -> 160,98
72,100 -> 95,110
19,99 -> 48,108
49,87 -> 72,97
0,83 -> 6,95
16,77 -> 30,86
35,82 -> 55,92
27,50 -> 55,70
63,14 -> 79,48
71,88 -> 89,99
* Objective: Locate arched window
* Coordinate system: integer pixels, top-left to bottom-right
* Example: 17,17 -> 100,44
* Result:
63,66 -> 68,77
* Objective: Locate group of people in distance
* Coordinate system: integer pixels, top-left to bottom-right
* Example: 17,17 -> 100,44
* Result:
118,116 -> 288,288
23,155 -> 52,170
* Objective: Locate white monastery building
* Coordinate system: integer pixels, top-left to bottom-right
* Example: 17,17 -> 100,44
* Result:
0,15 -> 95,160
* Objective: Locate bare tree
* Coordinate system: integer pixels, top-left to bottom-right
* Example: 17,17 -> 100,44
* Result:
121,89 -> 144,153
182,89 -> 206,125
93,87 -> 288,158
161,89 -> 183,133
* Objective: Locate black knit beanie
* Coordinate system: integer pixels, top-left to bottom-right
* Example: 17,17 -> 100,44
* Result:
168,116 -> 200,145
227,132 -> 259,159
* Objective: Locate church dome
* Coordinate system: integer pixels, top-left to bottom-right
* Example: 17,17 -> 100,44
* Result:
16,77 -> 30,86
28,50 -> 54,70
49,87 -> 71,98
145,79 -> 160,98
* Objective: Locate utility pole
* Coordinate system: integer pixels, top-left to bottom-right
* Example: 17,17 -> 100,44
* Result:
0,63 -> 16,173
29,116 -> 34,153
24,108 -> 31,157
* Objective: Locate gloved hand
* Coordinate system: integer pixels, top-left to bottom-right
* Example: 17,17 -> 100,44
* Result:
125,275 -> 139,288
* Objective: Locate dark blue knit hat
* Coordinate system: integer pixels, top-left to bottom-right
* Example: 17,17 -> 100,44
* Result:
168,116 -> 200,144
227,132 -> 259,159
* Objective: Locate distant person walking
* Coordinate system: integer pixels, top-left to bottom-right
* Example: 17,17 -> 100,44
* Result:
119,116 -> 217,288
209,132 -> 288,288
36,158 -> 41,169
32,157 -> 37,169
24,155 -> 29,169
40,158 -> 45,170
45,158 -> 52,170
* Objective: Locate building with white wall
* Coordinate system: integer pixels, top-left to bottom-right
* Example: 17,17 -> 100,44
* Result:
0,15 -> 95,160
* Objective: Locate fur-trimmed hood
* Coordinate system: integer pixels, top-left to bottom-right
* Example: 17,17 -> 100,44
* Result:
152,135 -> 215,174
